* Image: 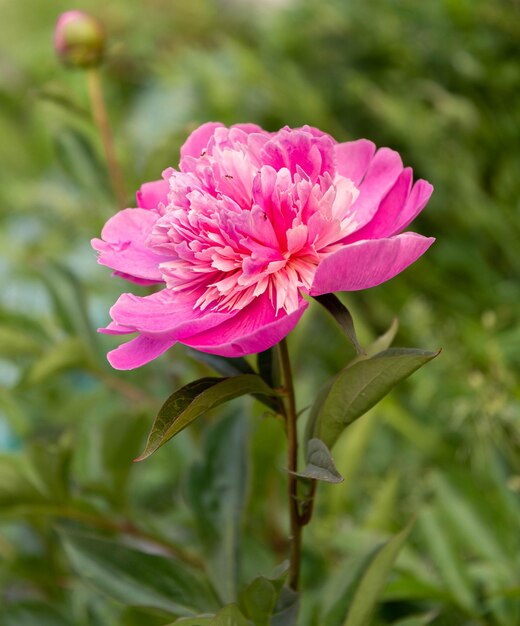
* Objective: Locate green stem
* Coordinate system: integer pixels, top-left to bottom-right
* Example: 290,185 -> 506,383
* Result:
87,68 -> 126,209
279,338 -> 302,591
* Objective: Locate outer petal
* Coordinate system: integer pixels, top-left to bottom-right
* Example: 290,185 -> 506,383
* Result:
335,139 -> 376,186
180,122 -> 223,163
91,208 -> 169,283
345,176 -> 433,243
346,147 -> 404,234
310,233 -> 435,296
345,168 -> 413,243
108,289 -> 237,337
108,334 -> 176,370
184,294 -> 308,357
136,179 -> 170,210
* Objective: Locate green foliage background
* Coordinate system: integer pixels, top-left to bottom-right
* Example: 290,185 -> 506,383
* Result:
0,0 -> 519,624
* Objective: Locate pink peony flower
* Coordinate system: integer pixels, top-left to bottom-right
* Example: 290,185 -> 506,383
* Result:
92,123 -> 434,369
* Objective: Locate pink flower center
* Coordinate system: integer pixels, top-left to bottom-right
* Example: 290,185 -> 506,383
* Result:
147,132 -> 360,315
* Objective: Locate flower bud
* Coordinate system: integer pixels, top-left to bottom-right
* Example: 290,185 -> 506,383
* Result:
54,10 -> 105,69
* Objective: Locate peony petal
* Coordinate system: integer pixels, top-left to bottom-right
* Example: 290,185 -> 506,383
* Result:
108,289 -> 237,336
346,147 -> 404,233
184,294 -> 308,357
136,179 -> 170,210
91,208 -> 169,283
310,233 -> 435,296
335,139 -> 376,186
389,179 -> 433,236
344,168 -> 413,243
108,334 -> 176,370
180,122 -> 223,163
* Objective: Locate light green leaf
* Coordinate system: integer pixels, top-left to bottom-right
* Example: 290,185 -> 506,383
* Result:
136,375 -> 277,461
168,617 -> 213,625
417,507 -> 476,613
292,438 -> 343,484
343,520 -> 414,626
310,349 -> 440,450
211,605 -> 251,626
26,337 -> 89,385
240,577 -> 278,626
61,531 -> 219,616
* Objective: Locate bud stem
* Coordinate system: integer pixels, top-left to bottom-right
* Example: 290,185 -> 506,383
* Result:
87,68 -> 126,209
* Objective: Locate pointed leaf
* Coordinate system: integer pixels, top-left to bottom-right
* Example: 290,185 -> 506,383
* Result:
292,438 -> 343,484
61,531 -> 219,616
314,293 -> 365,355
186,350 -> 255,377
136,375 -> 277,461
343,520 -> 414,626
311,349 -> 440,450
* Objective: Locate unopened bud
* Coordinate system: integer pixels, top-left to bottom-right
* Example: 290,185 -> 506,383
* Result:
54,10 -> 105,69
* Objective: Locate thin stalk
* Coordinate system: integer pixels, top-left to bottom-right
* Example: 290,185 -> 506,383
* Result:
279,338 -> 302,591
87,68 -> 126,209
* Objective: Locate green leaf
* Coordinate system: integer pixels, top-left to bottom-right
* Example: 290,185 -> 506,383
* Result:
417,506 -> 476,613
186,350 -> 256,377
0,325 -> 44,357
240,577 -> 278,626
169,617 -> 213,625
271,587 -> 299,626
136,375 -> 277,461
188,350 -> 281,413
185,414 -> 249,603
309,349 -> 440,450
343,520 -> 414,626
292,438 -> 343,484
211,605 -> 251,626
314,293 -> 365,355
25,337 -> 89,385
61,530 -> 219,616
0,602 -> 73,626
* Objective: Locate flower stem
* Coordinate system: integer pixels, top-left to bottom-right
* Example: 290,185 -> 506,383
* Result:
86,67 -> 126,209
279,338 -> 302,591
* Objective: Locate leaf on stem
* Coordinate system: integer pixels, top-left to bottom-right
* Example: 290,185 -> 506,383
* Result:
307,348 -> 440,450
291,438 -> 343,484
187,350 -> 281,413
313,293 -> 365,355
136,375 -> 277,461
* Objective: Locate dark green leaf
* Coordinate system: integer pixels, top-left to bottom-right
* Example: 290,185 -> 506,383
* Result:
310,349 -> 440,450
137,375 -> 277,461
185,414 -> 248,603
188,350 -> 281,413
292,438 -> 343,484
61,531 -> 219,616
257,348 -> 281,389
314,293 -> 365,355
343,520 -> 414,626
187,350 -> 256,377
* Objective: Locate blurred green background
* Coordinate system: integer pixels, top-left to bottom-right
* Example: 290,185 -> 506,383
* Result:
1,0 -> 519,624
